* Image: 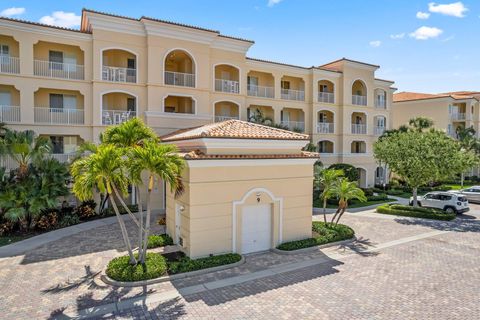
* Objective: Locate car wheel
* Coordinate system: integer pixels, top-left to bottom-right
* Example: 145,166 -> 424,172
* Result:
445,207 -> 455,214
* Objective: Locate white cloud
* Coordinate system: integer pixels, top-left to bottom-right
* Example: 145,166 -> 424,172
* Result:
409,26 -> 443,40
428,2 -> 468,18
0,7 -> 25,17
416,11 -> 431,19
390,33 -> 405,39
39,11 -> 81,28
267,0 -> 283,7
369,40 -> 381,47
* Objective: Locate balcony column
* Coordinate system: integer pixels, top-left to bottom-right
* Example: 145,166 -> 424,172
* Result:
18,85 -> 34,124
273,106 -> 282,125
273,73 -> 282,100
80,43 -> 92,81
19,38 -> 35,76
240,105 -> 249,121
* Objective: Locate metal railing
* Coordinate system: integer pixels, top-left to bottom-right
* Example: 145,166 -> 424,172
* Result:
214,115 -> 239,122
352,95 -> 367,106
451,113 -> 466,121
375,98 -> 386,109
164,71 -> 195,87
102,66 -> 136,83
281,88 -> 305,101
102,109 -> 136,125
351,123 -> 367,134
247,84 -> 274,98
0,56 -> 20,74
374,126 -> 386,136
215,79 -> 240,93
281,120 -> 305,132
316,122 -> 334,134
0,105 -> 20,123
34,107 -> 84,125
51,153 -> 77,164
1,153 -> 76,172
318,92 -> 334,104
34,60 -> 84,80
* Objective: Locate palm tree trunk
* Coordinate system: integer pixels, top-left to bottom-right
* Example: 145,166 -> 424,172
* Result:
335,206 -> 347,225
331,207 -> 341,223
322,198 -> 327,223
110,192 -> 137,265
140,186 -> 152,264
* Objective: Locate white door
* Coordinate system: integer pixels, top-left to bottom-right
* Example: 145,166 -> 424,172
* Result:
175,204 -> 182,245
241,204 -> 272,254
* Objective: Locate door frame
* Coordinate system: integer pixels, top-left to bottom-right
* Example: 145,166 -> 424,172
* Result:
175,203 -> 182,245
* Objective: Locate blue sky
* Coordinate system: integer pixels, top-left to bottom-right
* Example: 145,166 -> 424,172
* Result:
1,0 -> 479,93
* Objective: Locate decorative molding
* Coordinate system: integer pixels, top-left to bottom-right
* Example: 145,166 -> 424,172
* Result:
186,158 -> 317,168
144,111 -> 212,120
0,20 -> 92,41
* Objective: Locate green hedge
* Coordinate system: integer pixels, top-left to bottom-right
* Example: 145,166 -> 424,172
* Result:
106,252 -> 242,282
277,221 -> 354,251
147,234 -> 173,249
376,204 -> 456,221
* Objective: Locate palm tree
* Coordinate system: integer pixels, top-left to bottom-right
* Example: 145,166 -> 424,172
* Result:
129,141 -> 185,263
71,144 -> 137,264
455,126 -> 480,187
0,129 -> 51,179
314,168 -> 344,223
409,117 -> 434,132
329,178 -> 367,225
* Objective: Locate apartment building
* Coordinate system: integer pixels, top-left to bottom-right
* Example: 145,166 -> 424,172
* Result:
393,91 -> 480,138
0,9 -> 395,188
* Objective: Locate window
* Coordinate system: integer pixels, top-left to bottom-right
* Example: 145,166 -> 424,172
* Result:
247,76 -> 258,87
49,94 -> 64,109
376,117 -> 385,127
425,194 -> 439,200
127,98 -> 136,112
376,167 -> 384,178
0,45 -> 9,59
319,84 -> 328,93
50,136 -> 64,154
63,95 -> 77,109
49,51 -> 63,70
318,112 -> 327,123
439,194 -> 452,201
0,90 -> 11,106
281,81 -> 290,90
318,141 -> 331,153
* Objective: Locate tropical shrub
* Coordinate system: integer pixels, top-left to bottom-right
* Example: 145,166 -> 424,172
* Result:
328,163 -> 359,182
36,211 -> 59,230
58,214 -> 81,228
74,200 -> 97,220
106,252 -> 168,282
376,204 -> 456,221
147,234 -> 173,248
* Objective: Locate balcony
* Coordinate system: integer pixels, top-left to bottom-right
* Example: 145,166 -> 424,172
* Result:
51,153 -> 77,164
164,71 -> 195,87
247,84 -> 274,98
317,122 -> 334,134
281,120 -> 305,132
102,110 -> 136,125
0,105 -> 20,123
318,92 -> 334,104
102,66 -> 136,83
281,89 -> 305,101
215,115 -> 239,122
351,123 -> 367,134
374,126 -> 386,136
451,113 -> 467,121
34,107 -> 84,125
0,56 -> 20,74
215,79 -> 240,94
352,95 -> 367,106
34,60 -> 84,80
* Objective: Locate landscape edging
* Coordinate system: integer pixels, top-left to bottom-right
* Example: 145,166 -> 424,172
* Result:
100,254 -> 246,287
272,236 -> 357,255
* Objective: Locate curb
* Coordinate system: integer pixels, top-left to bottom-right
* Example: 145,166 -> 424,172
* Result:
272,236 -> 357,255
100,255 -> 246,287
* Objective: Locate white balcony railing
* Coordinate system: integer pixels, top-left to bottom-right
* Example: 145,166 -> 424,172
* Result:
318,92 -> 334,104
451,113 -> 466,121
352,95 -> 367,106
214,115 -> 239,122
215,79 -> 240,94
164,71 -> 195,87
316,122 -> 334,134
102,66 -> 136,83
102,109 -> 136,125
281,89 -> 305,101
351,123 -> 367,134
1,153 -> 76,172
0,56 -> 20,74
34,60 -> 84,80
247,84 -> 274,98
34,107 -> 84,125
51,153 -> 77,164
0,106 -> 20,123
374,126 -> 386,136
375,98 -> 386,109
281,120 -> 305,132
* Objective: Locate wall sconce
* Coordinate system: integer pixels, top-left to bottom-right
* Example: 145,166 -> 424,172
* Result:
180,205 -> 185,212
256,192 -> 261,203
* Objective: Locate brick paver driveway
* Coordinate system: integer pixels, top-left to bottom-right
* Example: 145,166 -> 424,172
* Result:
1,205 -> 479,319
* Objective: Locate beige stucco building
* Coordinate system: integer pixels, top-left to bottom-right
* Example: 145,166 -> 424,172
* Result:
392,91 -> 480,138
0,8 -> 395,195
161,120 -> 317,258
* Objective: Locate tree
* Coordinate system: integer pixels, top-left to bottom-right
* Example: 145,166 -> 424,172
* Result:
314,168 -> 344,223
455,126 -> 480,187
374,129 -> 476,206
0,129 -> 51,179
409,117 -> 434,132
129,141 -> 184,263
328,163 -> 359,182
71,144 -> 137,264
329,178 -> 366,224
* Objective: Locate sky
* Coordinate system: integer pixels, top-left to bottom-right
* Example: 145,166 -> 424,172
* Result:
0,0 -> 479,93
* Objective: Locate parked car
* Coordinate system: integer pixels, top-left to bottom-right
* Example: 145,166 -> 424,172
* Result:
449,186 -> 480,203
409,191 -> 469,214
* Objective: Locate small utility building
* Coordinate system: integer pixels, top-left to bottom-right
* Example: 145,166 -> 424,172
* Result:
161,120 -> 318,258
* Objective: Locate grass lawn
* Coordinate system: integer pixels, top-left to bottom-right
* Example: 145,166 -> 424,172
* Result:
442,184 -> 476,190
0,235 -> 33,247
313,198 -> 396,209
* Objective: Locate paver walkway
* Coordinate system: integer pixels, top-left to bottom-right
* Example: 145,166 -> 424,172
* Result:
0,207 -> 479,319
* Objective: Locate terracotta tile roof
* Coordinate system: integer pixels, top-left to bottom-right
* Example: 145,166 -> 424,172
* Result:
161,120 -> 310,142
0,16 -> 90,34
182,150 -> 320,160
394,91 -> 480,102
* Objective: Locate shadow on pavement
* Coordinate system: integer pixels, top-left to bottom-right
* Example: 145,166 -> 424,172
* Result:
394,216 -> 480,233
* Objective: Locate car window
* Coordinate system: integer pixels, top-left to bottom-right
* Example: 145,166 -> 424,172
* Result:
425,194 -> 439,200
458,196 -> 467,202
473,189 -> 480,193
440,195 -> 452,201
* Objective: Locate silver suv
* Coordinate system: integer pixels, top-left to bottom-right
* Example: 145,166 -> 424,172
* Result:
449,186 -> 480,203
409,191 -> 469,214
